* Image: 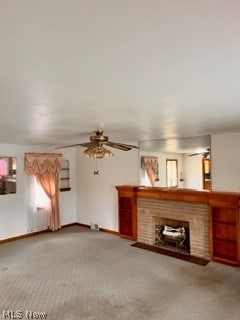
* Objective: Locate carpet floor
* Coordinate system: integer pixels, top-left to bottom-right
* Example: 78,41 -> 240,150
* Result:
0,226 -> 240,320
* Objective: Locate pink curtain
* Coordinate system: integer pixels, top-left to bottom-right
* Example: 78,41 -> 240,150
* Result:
141,156 -> 159,186
24,153 -> 62,231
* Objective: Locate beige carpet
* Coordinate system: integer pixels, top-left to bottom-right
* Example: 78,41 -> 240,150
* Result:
0,226 -> 240,320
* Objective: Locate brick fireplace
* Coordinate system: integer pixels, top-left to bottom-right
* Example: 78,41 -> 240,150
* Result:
116,186 -> 240,267
137,197 -> 210,259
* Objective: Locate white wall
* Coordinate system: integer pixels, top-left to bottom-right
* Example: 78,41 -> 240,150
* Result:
0,144 -> 77,240
183,154 -> 203,189
76,146 -> 139,231
211,132 -> 240,192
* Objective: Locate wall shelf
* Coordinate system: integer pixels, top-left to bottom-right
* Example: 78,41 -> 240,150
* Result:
211,205 -> 239,266
59,159 -> 71,192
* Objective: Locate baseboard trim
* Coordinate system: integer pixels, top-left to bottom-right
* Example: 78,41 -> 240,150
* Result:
99,227 -> 119,235
0,222 -> 119,244
75,222 -> 91,229
61,222 -> 80,228
0,228 -> 51,244
75,222 -> 119,235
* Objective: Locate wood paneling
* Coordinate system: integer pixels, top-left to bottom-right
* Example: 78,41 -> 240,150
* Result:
211,206 -> 239,266
136,187 -> 210,203
212,223 -> 236,242
116,186 -> 137,241
212,241 -> 238,262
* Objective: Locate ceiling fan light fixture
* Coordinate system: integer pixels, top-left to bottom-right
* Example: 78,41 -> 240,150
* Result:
84,146 -> 114,159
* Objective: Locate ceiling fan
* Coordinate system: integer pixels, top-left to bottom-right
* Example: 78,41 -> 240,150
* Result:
56,130 -> 139,158
189,148 -> 210,158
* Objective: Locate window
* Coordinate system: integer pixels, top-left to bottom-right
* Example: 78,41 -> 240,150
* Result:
33,176 -> 49,209
166,159 -> 178,187
27,175 -> 49,232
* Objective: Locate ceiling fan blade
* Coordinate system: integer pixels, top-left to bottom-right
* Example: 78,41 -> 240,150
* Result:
189,150 -> 210,157
106,141 -> 138,151
105,142 -> 131,151
77,142 -> 98,147
55,130 -> 139,152
120,143 -> 139,149
189,153 -> 201,157
55,142 -> 96,149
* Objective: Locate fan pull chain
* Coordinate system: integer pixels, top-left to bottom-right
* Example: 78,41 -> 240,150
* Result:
93,158 -> 99,175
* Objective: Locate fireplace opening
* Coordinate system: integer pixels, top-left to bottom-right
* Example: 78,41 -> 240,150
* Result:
155,218 -> 190,254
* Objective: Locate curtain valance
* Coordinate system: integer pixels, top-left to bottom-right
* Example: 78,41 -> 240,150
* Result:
141,156 -> 158,170
141,156 -> 159,186
24,153 -> 62,175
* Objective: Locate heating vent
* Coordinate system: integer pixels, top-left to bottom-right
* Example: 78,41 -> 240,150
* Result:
32,207 -> 48,231
90,222 -> 99,231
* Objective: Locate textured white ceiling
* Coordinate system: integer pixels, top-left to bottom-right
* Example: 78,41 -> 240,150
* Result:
0,1 -> 240,151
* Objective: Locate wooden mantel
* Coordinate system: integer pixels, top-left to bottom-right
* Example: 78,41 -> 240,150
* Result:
116,186 -> 240,267
116,185 -> 240,207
